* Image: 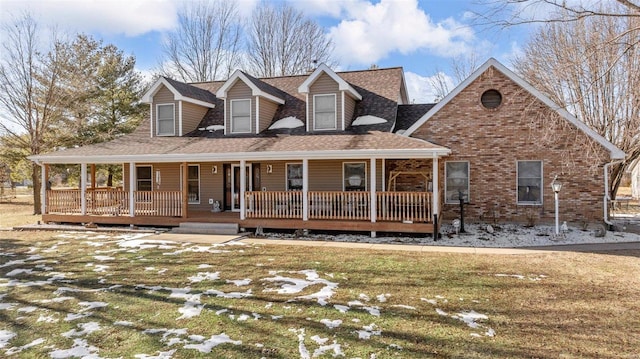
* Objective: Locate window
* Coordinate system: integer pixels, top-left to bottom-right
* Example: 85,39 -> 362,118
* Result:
481,89 -> 502,109
231,99 -> 251,133
286,163 -> 303,191
445,161 -> 469,204
517,161 -> 542,204
136,166 -> 152,191
156,104 -> 175,136
314,94 -> 336,130
187,165 -> 200,204
343,162 -> 366,191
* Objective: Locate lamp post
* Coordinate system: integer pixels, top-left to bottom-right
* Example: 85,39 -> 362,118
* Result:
551,175 -> 562,235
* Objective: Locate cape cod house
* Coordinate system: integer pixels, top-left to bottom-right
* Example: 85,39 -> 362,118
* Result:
29,58 -> 625,236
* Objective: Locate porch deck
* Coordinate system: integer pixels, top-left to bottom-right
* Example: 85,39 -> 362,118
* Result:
43,189 -> 435,234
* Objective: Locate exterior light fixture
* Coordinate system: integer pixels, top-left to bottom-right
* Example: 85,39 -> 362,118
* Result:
551,175 -> 562,235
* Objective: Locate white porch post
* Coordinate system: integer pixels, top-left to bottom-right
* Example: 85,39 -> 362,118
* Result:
370,158 -> 377,238
129,162 -> 135,217
240,160 -> 246,220
432,156 -> 439,219
80,163 -> 87,215
302,158 -> 309,221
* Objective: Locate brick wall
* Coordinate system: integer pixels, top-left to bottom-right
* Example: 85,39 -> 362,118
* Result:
408,66 -> 610,226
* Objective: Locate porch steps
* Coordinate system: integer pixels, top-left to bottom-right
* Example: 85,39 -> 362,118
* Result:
171,222 -> 239,235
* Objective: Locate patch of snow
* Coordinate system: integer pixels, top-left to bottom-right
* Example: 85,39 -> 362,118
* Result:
311,335 -> 328,345
392,304 -> 416,310
359,293 -> 370,301
289,328 -> 310,359
376,293 -> 389,302
93,255 -> 114,261
0,330 -> 16,348
352,115 -> 387,126
226,278 -> 251,286
63,322 -> 101,338
334,304 -> 349,313
37,314 -> 59,323
5,337 -> 45,355
204,288 -> 253,299
421,298 -> 437,305
17,306 -> 38,313
263,270 -> 338,306
320,318 -> 342,329
197,264 -> 213,269
312,341 -> 344,357
204,125 -> 225,132
435,308 -> 448,316
49,338 -> 99,359
356,323 -> 382,340
114,321 -> 134,326
118,238 -> 174,250
183,333 -> 241,353
78,301 -> 108,312
134,349 -> 177,359
452,310 -> 488,329
6,268 -> 34,277
269,116 -> 304,130
188,272 -> 220,283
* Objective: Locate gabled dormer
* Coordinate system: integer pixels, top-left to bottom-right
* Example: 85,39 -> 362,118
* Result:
215,70 -> 286,135
298,63 -> 362,132
141,77 -> 216,137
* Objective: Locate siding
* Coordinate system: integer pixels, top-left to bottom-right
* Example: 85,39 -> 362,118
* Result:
309,73 -> 341,131
153,86 -> 178,137
227,81 -> 253,134
258,98 -> 279,133
182,102 -> 208,135
343,94 -> 357,128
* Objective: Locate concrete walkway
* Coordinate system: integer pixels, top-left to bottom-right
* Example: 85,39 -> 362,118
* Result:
144,233 -> 243,245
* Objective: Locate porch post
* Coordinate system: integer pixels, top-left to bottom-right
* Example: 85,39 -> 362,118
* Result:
240,160 -> 246,220
129,162 -> 135,217
182,162 -> 188,218
41,163 -> 48,215
303,158 -> 309,221
432,156 -> 439,221
370,158 -> 377,238
90,164 -> 96,189
80,163 -> 87,215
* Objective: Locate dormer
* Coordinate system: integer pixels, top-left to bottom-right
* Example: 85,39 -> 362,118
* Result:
216,70 -> 285,135
298,63 -> 362,132
141,77 -> 216,137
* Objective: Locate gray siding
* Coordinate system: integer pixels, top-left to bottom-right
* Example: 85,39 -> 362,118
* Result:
153,86 -> 178,137
258,98 -> 279,133
309,73 -> 341,131
182,102 -> 208,135
344,93 -> 357,128
227,81 -> 253,134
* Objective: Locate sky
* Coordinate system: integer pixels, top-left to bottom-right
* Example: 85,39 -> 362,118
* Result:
0,0 -> 533,104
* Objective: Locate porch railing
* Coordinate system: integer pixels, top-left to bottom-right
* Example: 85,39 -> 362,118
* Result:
47,190 -> 182,217
245,191 -> 303,219
245,191 -> 431,222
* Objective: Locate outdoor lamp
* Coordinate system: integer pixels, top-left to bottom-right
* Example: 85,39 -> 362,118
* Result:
551,175 -> 562,235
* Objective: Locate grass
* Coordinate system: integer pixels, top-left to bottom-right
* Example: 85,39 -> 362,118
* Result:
0,228 -> 638,358
0,190 -> 41,228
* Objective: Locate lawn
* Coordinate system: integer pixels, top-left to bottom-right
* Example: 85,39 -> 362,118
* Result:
0,229 -> 639,358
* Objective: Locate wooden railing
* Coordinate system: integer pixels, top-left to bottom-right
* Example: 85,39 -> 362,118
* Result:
377,191 -> 431,222
87,189 -> 129,215
309,191 -> 371,220
245,191 -> 303,219
46,190 -> 182,217
47,189 -> 82,214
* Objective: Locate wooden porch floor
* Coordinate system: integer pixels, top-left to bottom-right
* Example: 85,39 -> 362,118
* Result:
43,210 -> 434,234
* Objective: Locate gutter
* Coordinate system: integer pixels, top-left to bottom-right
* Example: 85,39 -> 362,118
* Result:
603,159 -> 624,227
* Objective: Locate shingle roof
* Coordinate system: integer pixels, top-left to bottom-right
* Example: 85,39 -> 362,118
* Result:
395,104 -> 436,133
163,77 -> 217,104
34,120 -> 449,163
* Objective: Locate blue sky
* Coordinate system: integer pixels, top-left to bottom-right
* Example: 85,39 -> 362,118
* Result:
0,0 -> 532,103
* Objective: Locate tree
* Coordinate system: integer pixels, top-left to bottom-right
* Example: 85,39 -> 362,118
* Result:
158,0 -> 242,82
428,53 -> 481,102
246,1 -> 334,77
0,14 -> 67,214
513,7 -> 640,196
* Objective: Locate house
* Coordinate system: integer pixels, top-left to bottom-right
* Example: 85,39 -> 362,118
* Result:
29,58 -> 625,236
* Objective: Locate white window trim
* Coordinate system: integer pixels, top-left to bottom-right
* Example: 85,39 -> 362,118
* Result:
180,164 -> 201,205
342,161 -> 367,191
286,162 -> 303,191
516,160 -> 543,205
230,99 -> 252,134
444,161 -> 470,204
313,94 -> 337,131
155,103 -> 175,136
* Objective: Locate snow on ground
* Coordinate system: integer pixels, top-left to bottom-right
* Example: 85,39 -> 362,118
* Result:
264,222 -> 640,247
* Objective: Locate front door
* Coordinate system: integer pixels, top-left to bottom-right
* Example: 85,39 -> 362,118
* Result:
231,164 -> 252,211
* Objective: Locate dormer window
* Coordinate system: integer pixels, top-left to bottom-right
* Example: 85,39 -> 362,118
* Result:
314,94 -> 336,130
231,99 -> 251,133
156,104 -> 175,136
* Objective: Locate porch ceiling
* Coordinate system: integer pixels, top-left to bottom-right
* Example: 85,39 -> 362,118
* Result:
30,131 -> 451,164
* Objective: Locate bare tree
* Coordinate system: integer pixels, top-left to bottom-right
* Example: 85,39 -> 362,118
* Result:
246,1 -> 334,77
0,14 -> 67,214
428,53 -> 481,102
158,0 -> 242,82
513,9 -> 640,196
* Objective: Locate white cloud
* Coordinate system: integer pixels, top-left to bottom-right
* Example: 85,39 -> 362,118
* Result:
0,0 -> 179,36
315,0 -> 476,66
404,71 -> 454,104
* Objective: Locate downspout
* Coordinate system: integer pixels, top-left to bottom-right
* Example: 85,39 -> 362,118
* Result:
603,160 -> 624,227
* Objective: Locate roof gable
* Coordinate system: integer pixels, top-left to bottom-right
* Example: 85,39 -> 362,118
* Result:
403,58 -> 625,160
141,77 -> 216,108
216,70 -> 285,104
298,63 -> 362,100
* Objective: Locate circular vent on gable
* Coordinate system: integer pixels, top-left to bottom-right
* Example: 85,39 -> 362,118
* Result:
481,89 -> 502,109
